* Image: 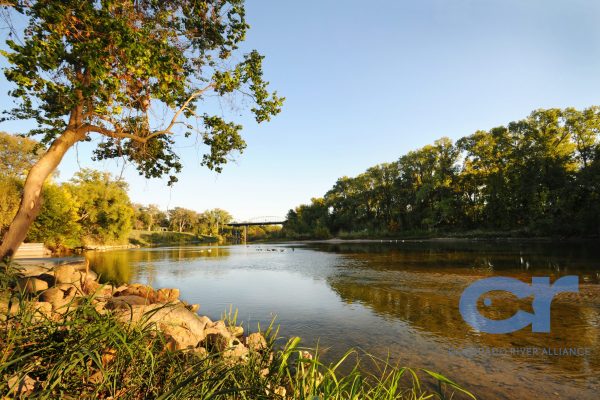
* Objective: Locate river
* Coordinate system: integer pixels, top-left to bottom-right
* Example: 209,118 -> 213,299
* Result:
87,240 -> 600,400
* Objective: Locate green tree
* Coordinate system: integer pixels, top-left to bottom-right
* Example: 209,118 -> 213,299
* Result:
27,183 -> 81,249
0,132 -> 41,235
0,176 -> 22,236
168,207 -> 197,233
202,208 -> 232,236
284,198 -> 331,239
0,0 -> 283,259
133,204 -> 166,231
0,131 -> 41,179
66,169 -> 133,244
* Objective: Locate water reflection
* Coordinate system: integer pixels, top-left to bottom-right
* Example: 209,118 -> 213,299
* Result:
87,245 -> 229,283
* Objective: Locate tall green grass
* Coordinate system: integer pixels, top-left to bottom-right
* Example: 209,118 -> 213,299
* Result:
0,265 -> 475,399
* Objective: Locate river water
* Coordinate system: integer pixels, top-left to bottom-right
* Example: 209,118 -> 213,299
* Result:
87,240 -> 600,399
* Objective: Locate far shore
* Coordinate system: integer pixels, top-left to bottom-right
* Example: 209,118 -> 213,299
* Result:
266,235 -> 600,245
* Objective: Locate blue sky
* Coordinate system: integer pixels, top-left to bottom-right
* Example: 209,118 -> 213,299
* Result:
2,0 -> 600,221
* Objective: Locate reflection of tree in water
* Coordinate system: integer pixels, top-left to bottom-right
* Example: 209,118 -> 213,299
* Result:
327,273 -> 600,376
312,241 -> 600,274
86,246 -> 231,284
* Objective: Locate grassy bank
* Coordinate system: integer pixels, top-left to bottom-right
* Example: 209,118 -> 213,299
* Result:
129,230 -> 219,247
274,227 -> 600,243
0,264 -> 475,399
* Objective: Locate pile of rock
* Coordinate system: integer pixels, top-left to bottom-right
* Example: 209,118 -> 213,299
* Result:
2,261 -> 268,363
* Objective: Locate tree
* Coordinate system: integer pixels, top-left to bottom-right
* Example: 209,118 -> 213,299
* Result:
0,132 -> 40,236
27,183 -> 81,249
202,208 -> 232,236
132,203 -> 166,231
0,176 -> 21,236
168,207 -> 197,233
65,169 -> 133,244
0,1 -> 283,259
0,131 -> 41,179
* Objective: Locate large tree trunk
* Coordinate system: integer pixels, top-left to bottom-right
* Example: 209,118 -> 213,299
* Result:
0,129 -> 86,260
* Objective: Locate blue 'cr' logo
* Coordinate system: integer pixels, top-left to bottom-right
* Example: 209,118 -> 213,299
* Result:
459,276 -> 579,334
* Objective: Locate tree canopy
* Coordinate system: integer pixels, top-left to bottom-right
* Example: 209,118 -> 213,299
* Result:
2,0 -> 282,183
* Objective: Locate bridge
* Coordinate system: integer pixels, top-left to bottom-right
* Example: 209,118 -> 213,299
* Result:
225,216 -> 286,243
226,216 -> 287,227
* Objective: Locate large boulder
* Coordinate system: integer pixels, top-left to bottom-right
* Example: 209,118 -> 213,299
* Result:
39,287 -> 77,311
160,323 -> 206,351
116,304 -> 210,349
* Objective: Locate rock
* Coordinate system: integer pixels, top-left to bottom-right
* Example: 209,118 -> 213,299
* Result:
113,284 -> 129,294
222,340 -> 249,362
39,286 -> 78,311
16,276 -> 49,294
106,295 -> 151,310
93,299 -> 108,314
14,265 -> 51,277
274,386 -> 286,398
161,323 -> 206,351
40,287 -> 64,305
246,333 -> 267,352
82,270 -> 98,281
6,374 -> 36,397
0,297 -> 20,319
114,283 -> 156,302
63,261 -> 89,272
266,384 -> 287,398
53,264 -> 76,284
83,279 -> 113,297
228,326 -> 244,338
206,320 -> 227,333
55,282 -> 83,295
204,331 -> 231,352
193,346 -> 208,358
30,301 -> 53,320
156,288 -> 180,303
116,304 -> 210,346
187,303 -> 200,313
203,320 -> 234,351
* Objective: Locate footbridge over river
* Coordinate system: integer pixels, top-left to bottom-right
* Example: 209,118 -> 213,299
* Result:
225,216 -> 287,243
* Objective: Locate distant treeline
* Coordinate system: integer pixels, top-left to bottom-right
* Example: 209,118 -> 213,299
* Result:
283,107 -> 600,239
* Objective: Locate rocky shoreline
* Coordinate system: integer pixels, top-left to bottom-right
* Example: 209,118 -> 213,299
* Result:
1,261 -> 268,364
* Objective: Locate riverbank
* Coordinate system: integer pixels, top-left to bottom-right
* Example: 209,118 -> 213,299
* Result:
129,230 -> 219,247
267,229 -> 600,244
0,260 -> 474,399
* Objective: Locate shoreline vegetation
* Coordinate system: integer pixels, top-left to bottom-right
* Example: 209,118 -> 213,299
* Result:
0,260 -> 475,399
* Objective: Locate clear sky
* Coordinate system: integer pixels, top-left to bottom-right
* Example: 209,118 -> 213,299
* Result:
1,0 -> 600,221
